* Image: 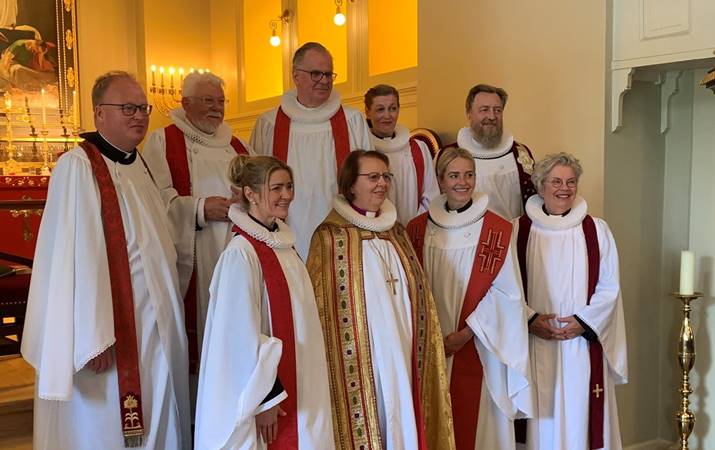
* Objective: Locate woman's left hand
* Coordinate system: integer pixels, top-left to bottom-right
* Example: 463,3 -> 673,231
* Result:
555,315 -> 585,340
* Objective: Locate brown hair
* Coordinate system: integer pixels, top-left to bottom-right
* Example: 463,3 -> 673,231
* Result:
228,155 -> 293,209
435,147 -> 475,181
292,42 -> 331,68
92,71 -> 137,108
465,83 -> 508,113
338,150 -> 390,203
364,84 -> 400,109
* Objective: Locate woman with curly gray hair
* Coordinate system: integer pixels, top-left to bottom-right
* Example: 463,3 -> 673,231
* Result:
514,152 -> 627,450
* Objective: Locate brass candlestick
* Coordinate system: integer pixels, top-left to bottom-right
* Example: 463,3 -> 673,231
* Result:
671,292 -> 702,450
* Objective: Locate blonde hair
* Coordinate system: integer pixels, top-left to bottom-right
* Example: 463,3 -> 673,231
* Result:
435,147 -> 475,180
228,155 -> 293,209
531,152 -> 583,193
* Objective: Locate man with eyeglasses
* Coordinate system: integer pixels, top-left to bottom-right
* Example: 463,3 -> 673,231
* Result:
251,41 -> 371,259
448,84 -> 537,220
22,71 -> 191,449
144,72 -> 251,397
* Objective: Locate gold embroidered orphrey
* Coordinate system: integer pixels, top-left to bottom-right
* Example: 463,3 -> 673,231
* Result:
477,228 -> 506,275
122,394 -> 143,435
516,143 -> 534,175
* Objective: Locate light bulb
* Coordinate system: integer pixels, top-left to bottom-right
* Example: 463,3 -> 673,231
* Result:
333,9 -> 346,26
270,34 -> 281,47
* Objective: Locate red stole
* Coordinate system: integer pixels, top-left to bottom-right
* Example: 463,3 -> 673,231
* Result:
79,141 -> 145,447
407,210 -> 513,450
272,105 -> 351,171
234,226 -> 299,449
409,138 -> 425,208
163,123 -> 248,373
516,214 -> 604,449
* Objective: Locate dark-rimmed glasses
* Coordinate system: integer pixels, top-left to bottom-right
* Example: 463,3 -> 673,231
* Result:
294,68 -> 338,82
99,103 -> 153,116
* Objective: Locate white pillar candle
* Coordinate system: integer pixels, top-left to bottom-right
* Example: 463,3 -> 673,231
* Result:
72,90 -> 78,127
40,88 -> 47,127
680,250 -> 695,295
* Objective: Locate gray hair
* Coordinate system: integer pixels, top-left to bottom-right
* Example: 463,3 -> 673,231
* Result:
182,72 -> 225,97
531,152 -> 584,193
92,70 -> 136,108
292,42 -> 332,68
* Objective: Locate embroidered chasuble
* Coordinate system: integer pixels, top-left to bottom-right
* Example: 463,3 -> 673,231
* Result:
307,197 -> 455,450
22,134 -> 190,450
251,89 -> 372,259
407,192 -> 532,450
514,195 -> 627,450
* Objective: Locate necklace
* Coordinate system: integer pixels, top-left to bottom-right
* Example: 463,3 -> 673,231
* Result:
367,238 -> 399,295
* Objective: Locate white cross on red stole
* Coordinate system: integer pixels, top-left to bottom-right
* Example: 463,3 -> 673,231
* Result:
477,229 -> 506,274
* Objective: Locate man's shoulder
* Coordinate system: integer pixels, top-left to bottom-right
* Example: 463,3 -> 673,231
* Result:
340,104 -> 363,119
256,107 -> 279,123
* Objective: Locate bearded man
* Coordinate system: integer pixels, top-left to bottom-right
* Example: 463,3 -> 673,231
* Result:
450,84 -> 536,219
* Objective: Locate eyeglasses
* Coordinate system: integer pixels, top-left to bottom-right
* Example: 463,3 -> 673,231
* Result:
358,172 -> 394,183
294,68 -> 338,82
548,177 -> 578,189
186,96 -> 228,107
99,103 -> 153,116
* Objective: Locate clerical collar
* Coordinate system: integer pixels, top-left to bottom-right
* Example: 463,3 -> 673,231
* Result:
428,191 -> 488,230
350,202 -> 380,218
445,199 -> 473,214
80,131 -> 137,165
248,212 -> 279,232
370,129 -> 396,140
541,204 -> 571,217
524,194 -> 588,231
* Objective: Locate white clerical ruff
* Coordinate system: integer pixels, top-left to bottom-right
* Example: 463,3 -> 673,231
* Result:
516,195 -> 627,450
195,206 -> 334,449
456,127 -> 536,220
370,124 -> 440,225
250,89 -> 372,258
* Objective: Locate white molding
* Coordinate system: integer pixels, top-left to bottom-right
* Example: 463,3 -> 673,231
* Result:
611,68 -> 635,132
640,0 -> 691,40
660,70 -> 684,133
624,438 -> 675,450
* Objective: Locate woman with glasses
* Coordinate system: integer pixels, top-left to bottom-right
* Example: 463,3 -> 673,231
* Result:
307,150 -> 455,450
406,147 -> 532,450
515,152 -> 627,450
364,84 -> 439,225
194,155 -> 334,449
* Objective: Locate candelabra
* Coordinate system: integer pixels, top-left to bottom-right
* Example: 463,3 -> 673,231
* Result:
670,291 -> 702,450
149,65 -> 211,116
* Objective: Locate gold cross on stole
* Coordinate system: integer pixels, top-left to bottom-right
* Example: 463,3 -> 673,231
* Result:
592,384 -> 603,398
477,229 -> 506,274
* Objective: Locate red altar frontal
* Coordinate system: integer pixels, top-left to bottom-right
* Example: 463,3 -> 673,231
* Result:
0,175 -> 48,260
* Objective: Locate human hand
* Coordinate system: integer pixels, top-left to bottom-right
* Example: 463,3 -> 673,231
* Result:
203,196 -> 232,222
444,327 -> 474,357
256,405 -> 287,444
86,347 -> 114,373
528,313 -> 560,340
555,315 -> 585,340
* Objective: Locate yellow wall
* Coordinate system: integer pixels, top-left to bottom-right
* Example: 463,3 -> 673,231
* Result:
418,0 -> 606,216
297,0 -> 348,84
368,0 -> 417,76
243,0 -> 284,102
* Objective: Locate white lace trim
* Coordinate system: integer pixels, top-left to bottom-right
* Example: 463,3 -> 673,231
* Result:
369,124 -> 410,153
525,194 -> 588,230
279,89 -> 342,124
428,191 -> 489,229
333,195 -> 397,232
228,205 -> 296,248
457,127 -> 514,159
169,108 -> 233,148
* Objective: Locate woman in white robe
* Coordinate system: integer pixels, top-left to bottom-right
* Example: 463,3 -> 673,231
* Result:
194,155 -> 334,450
364,84 -> 439,225
407,147 -> 532,450
515,152 -> 627,450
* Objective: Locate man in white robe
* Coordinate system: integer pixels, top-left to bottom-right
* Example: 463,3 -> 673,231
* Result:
515,195 -> 627,450
143,71 -> 251,382
195,206 -> 334,449
21,71 -> 190,449
450,84 -> 537,219
250,42 -> 371,258
407,191 -> 533,450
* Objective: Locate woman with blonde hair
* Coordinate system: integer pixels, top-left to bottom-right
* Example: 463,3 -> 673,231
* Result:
195,155 -> 334,449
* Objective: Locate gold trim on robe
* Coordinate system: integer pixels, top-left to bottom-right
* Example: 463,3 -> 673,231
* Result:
308,209 -> 455,450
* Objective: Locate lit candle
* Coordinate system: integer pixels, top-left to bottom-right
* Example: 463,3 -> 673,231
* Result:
189,67 -> 195,74
72,90 -> 78,127
679,250 -> 695,295
179,68 -> 184,90
150,64 -> 156,85
205,68 -> 210,73
159,66 -> 165,87
4,92 -> 11,110
41,88 -> 47,127
169,67 -> 175,89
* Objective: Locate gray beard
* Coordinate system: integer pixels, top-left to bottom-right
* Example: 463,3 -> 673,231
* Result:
473,124 -> 503,149
191,118 -> 219,135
